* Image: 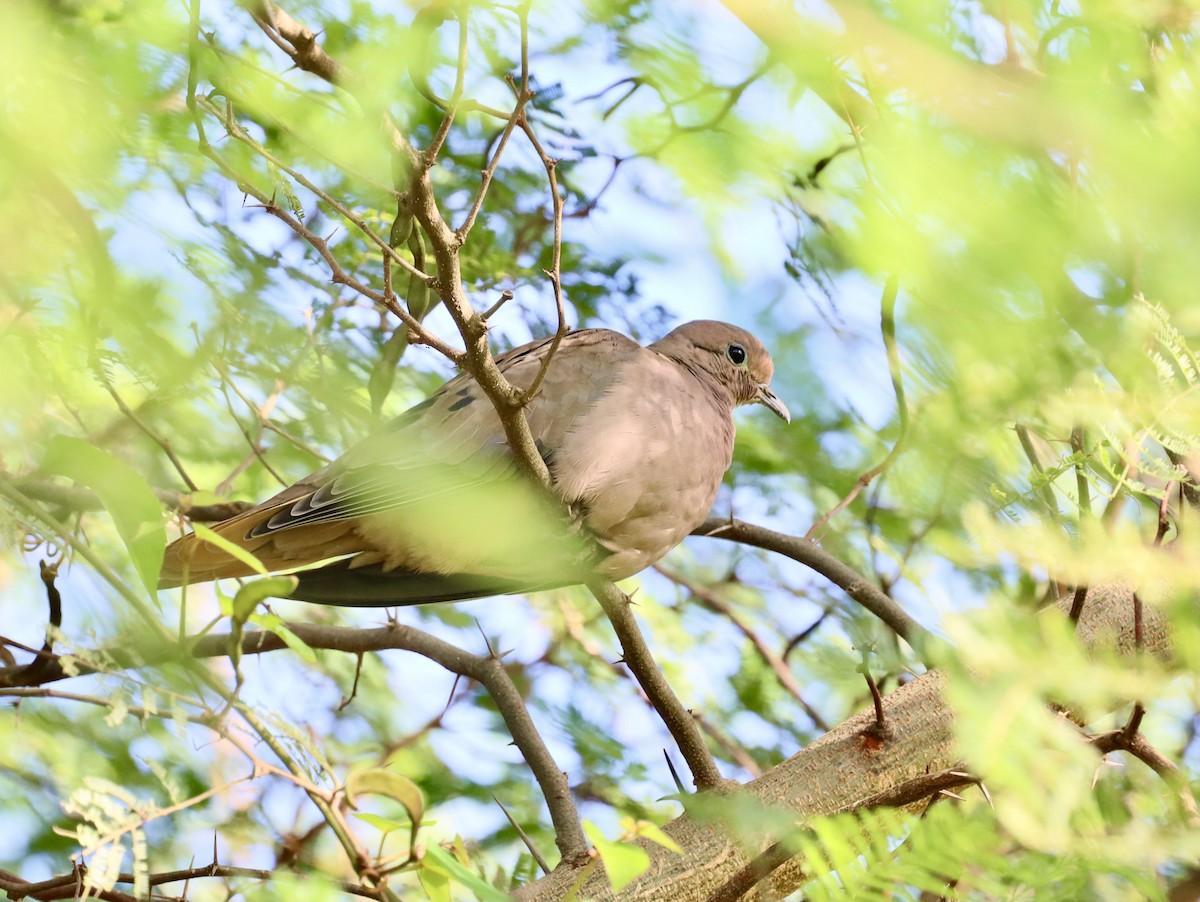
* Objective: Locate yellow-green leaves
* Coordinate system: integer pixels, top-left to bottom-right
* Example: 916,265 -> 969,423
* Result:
420,844 -> 511,902
230,575 -> 299,623
218,574 -> 306,673
582,818 -> 682,893
345,767 -> 426,855
191,523 -> 269,577
41,436 -> 165,595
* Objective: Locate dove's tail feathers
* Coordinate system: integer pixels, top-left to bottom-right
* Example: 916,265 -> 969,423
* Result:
159,516 -> 573,605
287,559 -> 568,606
158,509 -> 368,589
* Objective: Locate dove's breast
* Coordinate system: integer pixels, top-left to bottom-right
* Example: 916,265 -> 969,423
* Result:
547,352 -> 735,580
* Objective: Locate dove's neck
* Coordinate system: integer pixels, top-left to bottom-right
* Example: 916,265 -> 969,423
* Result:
652,347 -> 738,412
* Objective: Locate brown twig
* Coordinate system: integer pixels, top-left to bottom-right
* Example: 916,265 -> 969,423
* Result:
194,95 -> 432,288
92,364 -> 199,492
246,1 -> 347,84
588,578 -> 725,791
213,374 -> 290,489
1089,724 -> 1200,824
692,712 -> 763,778
2,427 -> 385,895
511,7 -> 570,407
192,621 -> 589,863
695,516 -> 930,651
806,275 -> 905,539
705,768 -> 978,902
1067,584 -> 1089,624
781,606 -> 832,662
236,0 -> 556,496
494,794 -> 551,875
10,478 -> 253,522
859,663 -> 893,743
7,561 -> 63,686
656,564 -> 829,730
420,6 -> 469,168
0,860 -> 384,901
1156,483 -> 1175,545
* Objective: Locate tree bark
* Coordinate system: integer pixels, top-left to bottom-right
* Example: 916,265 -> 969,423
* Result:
516,584 -> 1164,901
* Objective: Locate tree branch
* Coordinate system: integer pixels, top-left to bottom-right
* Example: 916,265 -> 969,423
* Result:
588,579 -> 725,791
694,516 -> 930,651
190,622 -> 589,864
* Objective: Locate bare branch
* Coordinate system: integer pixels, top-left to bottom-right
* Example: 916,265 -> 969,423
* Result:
0,857 -> 385,901
807,275 -> 905,539
706,768 -> 977,902
10,477 -> 254,522
588,578 -> 726,791
189,622 -> 590,864
656,564 -> 829,730
695,516 -> 931,651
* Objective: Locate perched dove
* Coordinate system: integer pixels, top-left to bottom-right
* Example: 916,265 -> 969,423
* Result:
159,321 -> 789,604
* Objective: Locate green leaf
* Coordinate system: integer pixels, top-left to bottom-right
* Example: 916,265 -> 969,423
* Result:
41,436 -> 165,595
345,767 -> 425,851
251,612 -> 318,663
622,818 -> 683,855
189,523 -> 269,576
351,812 -> 409,835
231,575 -> 298,623
584,821 -> 652,893
417,865 -> 452,902
421,844 -> 511,902
368,325 -> 410,417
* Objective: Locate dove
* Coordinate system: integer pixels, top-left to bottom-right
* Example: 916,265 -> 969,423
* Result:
158,320 -> 789,604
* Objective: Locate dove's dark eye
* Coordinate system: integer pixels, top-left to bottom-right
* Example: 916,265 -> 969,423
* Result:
726,343 -> 747,365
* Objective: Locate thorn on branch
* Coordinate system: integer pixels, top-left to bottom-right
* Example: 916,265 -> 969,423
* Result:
859,663 -> 894,745
474,619 -> 499,658
482,289 -> 514,321
494,794 -> 551,875
663,750 -> 686,795
1068,584 -> 1089,624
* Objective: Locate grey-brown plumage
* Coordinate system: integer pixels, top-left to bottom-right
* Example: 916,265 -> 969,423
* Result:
158,320 -> 789,605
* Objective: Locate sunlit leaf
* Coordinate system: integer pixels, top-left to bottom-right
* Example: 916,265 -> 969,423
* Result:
583,821 -> 651,893
41,436 -> 165,594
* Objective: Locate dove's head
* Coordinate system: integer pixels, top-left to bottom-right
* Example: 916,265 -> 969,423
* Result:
653,321 -> 790,423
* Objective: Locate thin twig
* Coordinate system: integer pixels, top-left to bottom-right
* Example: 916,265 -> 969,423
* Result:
1014,422 -> 1062,524
588,578 -> 725,791
494,795 -> 551,875
513,7 -> 569,407
1156,483 -> 1175,545
656,564 -> 829,730
696,516 -> 930,652
1089,725 -> 1200,824
1,423 -> 382,893
456,94 -> 533,239
806,276 -> 905,539
93,365 -> 199,491
693,712 -> 763,777
194,621 -> 589,863
194,95 -> 432,287
1068,584 -> 1089,624
1071,426 -> 1091,519
0,861 -> 384,901
420,6 -> 469,167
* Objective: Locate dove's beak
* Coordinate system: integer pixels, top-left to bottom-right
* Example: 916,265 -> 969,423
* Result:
755,384 -> 791,423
